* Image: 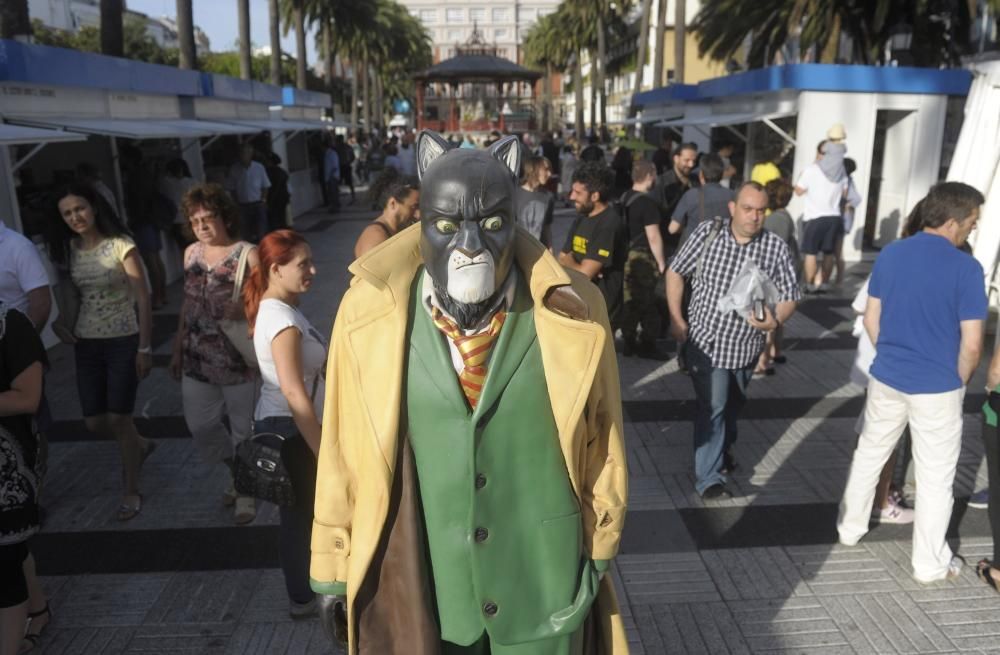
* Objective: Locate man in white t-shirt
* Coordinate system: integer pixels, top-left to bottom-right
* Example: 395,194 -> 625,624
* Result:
795,126 -> 852,292
226,144 -> 271,242
0,221 -> 51,332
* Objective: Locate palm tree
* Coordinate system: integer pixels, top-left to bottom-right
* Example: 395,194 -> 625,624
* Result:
524,13 -> 571,132
268,0 -> 281,85
653,0 -> 667,87
237,0 -> 251,79
176,0 -> 196,70
563,0 -> 630,136
629,0 -> 653,114
291,0 -> 307,89
0,0 -> 32,40
100,0 -> 124,57
306,0 -> 376,120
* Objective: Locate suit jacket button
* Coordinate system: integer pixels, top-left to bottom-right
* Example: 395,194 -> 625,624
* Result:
474,527 -> 489,543
483,601 -> 498,617
475,474 -> 487,490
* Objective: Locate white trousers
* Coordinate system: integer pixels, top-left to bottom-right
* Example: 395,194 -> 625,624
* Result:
181,375 -> 256,465
837,378 -> 964,581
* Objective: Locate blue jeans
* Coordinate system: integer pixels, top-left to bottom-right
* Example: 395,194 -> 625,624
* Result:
685,340 -> 754,495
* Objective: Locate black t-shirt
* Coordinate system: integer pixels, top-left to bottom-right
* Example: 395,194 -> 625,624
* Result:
562,205 -> 625,318
656,169 -> 699,219
580,144 -> 605,163
652,148 -> 672,174
621,191 -> 661,251
0,308 -> 45,454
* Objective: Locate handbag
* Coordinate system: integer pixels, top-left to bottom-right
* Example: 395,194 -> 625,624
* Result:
233,429 -> 297,507
218,244 -> 259,369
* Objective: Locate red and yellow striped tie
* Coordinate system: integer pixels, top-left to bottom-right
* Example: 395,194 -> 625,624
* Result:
431,307 -> 507,409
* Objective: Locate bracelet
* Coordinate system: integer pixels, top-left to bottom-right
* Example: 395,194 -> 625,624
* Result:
137,346 -> 152,355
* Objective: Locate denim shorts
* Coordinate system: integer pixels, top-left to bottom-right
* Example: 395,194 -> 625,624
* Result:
74,334 -> 140,416
801,215 -> 843,255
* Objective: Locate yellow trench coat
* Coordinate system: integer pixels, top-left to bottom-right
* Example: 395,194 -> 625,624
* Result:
312,224 -> 630,654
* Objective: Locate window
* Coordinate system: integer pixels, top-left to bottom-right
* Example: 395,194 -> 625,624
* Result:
447,29 -> 463,41
446,8 -> 464,23
495,28 -> 509,39
419,9 -> 436,23
519,8 -> 535,21
469,8 -> 486,21
492,8 -> 509,22
538,8 -> 552,18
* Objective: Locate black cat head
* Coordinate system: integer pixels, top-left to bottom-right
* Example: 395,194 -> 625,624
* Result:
416,130 -> 521,328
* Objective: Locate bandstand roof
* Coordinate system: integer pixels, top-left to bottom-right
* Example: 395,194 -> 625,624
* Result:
413,25 -> 542,84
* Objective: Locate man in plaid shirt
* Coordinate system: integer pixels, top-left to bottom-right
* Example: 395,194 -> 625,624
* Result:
666,182 -> 801,499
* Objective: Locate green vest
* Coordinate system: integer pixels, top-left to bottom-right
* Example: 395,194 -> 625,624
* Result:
405,272 -> 600,647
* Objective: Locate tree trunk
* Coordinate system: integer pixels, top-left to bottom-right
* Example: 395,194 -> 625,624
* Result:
100,0 -> 124,57
294,0 -> 307,90
236,0 -> 251,79
323,19 -> 335,113
362,53 -> 370,131
588,51 -> 597,135
0,0 -> 32,41
350,57 -> 359,131
573,54 -> 584,138
630,0 -> 653,116
597,14 -> 607,134
176,0 -> 196,70
268,0 -> 281,85
653,0 -> 667,87
375,72 -> 384,131
543,61 -> 553,133
820,13 -> 841,63
674,0 -> 686,83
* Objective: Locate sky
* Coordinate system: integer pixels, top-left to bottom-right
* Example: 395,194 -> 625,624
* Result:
126,0 -> 319,62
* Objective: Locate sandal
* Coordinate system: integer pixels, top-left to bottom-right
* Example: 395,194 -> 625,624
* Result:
978,559 -> 1000,592
773,355 -> 787,364
116,494 -> 142,521
19,602 -> 52,653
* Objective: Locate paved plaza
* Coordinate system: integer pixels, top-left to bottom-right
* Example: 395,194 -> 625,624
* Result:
27,205 -> 1000,654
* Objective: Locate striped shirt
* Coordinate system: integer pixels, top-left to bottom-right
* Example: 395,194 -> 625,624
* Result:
671,219 -> 800,369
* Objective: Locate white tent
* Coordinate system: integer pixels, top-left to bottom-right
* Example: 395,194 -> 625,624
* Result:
951,60 -> 1000,298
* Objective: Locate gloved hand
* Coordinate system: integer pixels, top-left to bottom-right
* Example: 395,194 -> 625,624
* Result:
318,594 -> 349,648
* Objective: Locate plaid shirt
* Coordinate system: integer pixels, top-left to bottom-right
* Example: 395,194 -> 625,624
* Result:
671,219 -> 800,369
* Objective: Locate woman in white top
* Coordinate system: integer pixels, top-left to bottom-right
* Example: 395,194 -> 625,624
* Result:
244,229 -> 326,618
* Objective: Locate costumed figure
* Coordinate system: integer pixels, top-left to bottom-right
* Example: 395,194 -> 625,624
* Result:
311,130 -> 629,654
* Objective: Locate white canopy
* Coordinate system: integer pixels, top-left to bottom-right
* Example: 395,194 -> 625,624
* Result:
7,117 -> 260,140
0,122 -> 85,146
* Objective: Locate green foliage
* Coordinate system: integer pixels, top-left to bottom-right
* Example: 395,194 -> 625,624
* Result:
30,15 -> 177,65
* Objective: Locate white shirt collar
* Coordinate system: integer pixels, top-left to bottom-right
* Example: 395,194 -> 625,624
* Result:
421,267 -> 518,335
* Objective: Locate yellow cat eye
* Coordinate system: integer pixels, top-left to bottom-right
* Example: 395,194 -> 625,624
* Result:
435,219 -> 460,234
481,216 -> 503,232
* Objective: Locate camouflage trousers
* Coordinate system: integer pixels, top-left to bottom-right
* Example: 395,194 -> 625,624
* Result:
621,248 -> 662,344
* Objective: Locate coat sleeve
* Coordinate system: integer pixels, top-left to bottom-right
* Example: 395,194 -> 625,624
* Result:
576,281 -> 629,562
310,304 -> 355,596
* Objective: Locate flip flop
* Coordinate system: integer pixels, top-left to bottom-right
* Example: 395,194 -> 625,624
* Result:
978,559 -> 1000,592
233,496 -> 256,525
19,602 -> 52,653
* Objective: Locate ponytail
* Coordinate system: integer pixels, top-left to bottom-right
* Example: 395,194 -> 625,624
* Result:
242,229 -> 308,337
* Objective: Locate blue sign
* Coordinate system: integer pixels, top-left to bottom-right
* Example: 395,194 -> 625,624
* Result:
393,99 -> 412,114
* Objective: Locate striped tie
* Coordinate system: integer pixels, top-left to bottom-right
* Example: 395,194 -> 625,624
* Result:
431,307 -> 507,409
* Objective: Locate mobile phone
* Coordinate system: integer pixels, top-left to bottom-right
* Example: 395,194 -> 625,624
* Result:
752,298 -> 765,322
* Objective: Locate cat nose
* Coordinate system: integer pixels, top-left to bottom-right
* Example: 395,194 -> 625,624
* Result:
456,246 -> 483,258
455,221 -> 485,258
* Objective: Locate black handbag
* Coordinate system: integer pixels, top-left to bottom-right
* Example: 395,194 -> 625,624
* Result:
233,430 -> 296,507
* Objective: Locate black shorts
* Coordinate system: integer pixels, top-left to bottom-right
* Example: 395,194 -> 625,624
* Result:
74,334 -> 140,416
801,215 -> 843,255
0,542 -> 29,608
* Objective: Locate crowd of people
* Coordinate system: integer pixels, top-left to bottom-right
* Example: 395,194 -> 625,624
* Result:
2,122 -> 999,652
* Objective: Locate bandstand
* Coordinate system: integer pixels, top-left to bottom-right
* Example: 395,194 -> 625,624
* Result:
414,27 -> 542,135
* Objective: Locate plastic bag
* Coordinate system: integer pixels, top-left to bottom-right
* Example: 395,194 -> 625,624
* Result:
716,257 -> 780,320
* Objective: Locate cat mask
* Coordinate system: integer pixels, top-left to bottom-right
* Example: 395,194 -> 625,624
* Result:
416,130 -> 521,328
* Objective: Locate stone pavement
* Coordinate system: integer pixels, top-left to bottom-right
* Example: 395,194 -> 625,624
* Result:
27,204 -> 1000,654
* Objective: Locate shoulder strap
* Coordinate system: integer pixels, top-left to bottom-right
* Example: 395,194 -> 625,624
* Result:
694,218 -> 724,281
231,243 -> 252,303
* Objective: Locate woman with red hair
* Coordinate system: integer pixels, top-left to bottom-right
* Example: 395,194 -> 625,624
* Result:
245,229 -> 327,618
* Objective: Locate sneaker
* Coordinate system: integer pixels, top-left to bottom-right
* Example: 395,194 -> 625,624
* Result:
289,596 -> 318,620
871,497 -> 915,524
969,489 -> 989,509
701,484 -> 733,500
914,555 -> 964,585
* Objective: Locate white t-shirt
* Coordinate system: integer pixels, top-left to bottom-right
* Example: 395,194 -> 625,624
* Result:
226,161 -> 271,204
796,163 -> 848,220
850,278 -> 875,388
253,299 -> 327,421
0,223 -> 50,319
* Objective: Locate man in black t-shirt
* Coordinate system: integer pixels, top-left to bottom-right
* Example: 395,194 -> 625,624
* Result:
579,135 -> 606,163
652,136 -> 674,175
669,153 -> 734,247
559,163 -> 624,328
653,143 -> 700,249
620,160 -> 669,359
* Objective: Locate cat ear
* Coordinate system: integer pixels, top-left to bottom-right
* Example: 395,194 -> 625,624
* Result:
416,130 -> 452,180
488,135 -> 521,180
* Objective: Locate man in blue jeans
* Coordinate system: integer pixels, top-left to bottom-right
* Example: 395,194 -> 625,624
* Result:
666,182 -> 800,499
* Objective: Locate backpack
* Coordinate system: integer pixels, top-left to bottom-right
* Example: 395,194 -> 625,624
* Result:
613,190 -> 648,251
